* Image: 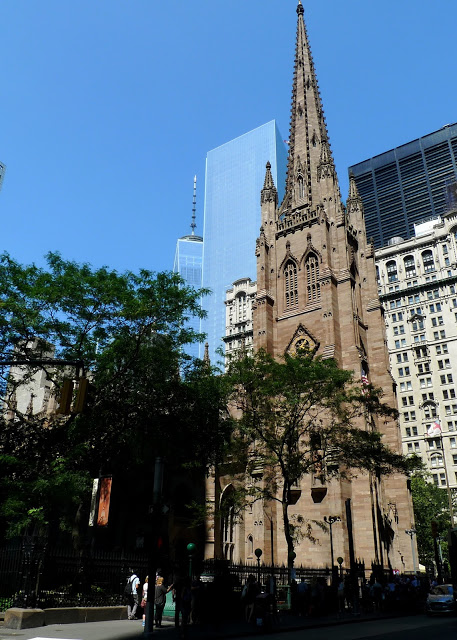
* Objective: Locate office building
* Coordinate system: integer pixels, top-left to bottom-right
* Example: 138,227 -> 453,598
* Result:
349,123 -> 457,248
205,2 -> 415,572
223,277 -> 257,368
376,208 -> 457,489
201,121 -> 287,366
173,176 -> 203,362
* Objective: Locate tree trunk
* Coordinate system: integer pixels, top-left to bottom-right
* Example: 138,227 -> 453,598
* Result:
281,485 -> 295,583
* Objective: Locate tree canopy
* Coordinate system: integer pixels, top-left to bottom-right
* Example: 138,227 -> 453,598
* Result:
0,252 -> 232,538
226,349 -> 419,567
410,473 -> 451,569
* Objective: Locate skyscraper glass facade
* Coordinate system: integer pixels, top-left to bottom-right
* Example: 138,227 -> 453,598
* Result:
349,123 -> 457,248
201,120 -> 287,365
173,234 -> 203,361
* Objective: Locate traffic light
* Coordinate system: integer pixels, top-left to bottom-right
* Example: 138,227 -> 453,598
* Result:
74,377 -> 93,413
57,379 -> 74,415
431,520 -> 439,539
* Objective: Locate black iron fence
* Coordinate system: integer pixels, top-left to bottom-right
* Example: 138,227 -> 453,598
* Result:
0,540 -> 367,610
201,558 -> 344,588
0,540 -> 149,609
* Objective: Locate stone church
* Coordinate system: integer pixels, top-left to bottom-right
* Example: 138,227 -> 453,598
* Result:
205,2 -> 416,573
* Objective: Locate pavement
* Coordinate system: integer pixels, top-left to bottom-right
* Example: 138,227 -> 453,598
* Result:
0,610 -> 413,640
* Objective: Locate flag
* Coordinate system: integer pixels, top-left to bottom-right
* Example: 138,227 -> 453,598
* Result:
361,366 -> 369,394
427,422 -> 441,437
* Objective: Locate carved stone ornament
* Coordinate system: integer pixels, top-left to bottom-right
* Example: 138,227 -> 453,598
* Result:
285,324 -> 319,356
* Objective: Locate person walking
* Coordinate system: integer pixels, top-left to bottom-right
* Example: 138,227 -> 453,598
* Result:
124,569 -> 140,620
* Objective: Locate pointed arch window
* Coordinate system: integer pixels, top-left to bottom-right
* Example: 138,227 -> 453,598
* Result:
297,174 -> 305,200
221,486 -> 236,562
247,534 -> 253,556
305,253 -> 320,303
284,260 -> 298,310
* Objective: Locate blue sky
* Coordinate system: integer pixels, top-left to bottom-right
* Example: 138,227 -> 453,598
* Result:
1,1 -> 457,274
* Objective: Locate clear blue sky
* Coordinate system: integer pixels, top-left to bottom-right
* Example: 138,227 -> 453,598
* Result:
1,1 -> 456,274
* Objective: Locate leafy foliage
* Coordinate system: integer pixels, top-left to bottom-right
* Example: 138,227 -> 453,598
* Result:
0,252 -> 231,538
226,349 -> 419,566
410,473 -> 451,568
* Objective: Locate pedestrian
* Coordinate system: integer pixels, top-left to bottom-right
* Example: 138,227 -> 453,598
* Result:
124,568 -> 140,620
141,576 -> 148,627
154,575 -> 173,628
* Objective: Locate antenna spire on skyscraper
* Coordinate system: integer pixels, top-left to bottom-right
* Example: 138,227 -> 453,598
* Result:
191,175 -> 197,235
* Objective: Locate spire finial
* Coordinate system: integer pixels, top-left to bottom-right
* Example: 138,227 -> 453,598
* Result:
297,0 -> 304,16
190,175 -> 197,235
203,342 -> 210,364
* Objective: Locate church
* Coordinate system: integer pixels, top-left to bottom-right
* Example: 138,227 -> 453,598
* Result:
205,2 -> 416,573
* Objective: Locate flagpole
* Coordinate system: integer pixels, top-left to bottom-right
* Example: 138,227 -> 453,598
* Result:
440,427 -> 455,527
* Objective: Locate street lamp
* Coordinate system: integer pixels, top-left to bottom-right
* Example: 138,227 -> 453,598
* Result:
187,543 -> 196,578
405,528 -> 417,574
254,548 -> 262,584
324,515 -> 341,580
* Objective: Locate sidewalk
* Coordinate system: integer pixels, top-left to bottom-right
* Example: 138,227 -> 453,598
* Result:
0,610 -> 410,640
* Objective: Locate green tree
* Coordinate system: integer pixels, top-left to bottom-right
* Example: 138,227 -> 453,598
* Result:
0,252 -> 231,539
227,349 -> 419,572
410,473 -> 451,569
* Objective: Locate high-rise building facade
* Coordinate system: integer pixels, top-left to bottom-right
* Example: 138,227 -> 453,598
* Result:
173,177 -> 203,362
201,121 -> 287,366
223,277 -> 257,369
349,123 -> 457,248
206,2 -> 415,572
376,211 -> 457,490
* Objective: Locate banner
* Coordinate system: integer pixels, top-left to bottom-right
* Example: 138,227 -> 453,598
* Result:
97,476 -> 113,527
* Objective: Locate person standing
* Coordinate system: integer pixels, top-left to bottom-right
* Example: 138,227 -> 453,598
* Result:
124,569 -> 140,620
141,576 -> 149,627
154,575 -> 173,627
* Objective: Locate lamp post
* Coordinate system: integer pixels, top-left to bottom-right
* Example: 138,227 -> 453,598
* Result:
254,548 -> 262,584
405,528 -> 417,574
187,543 -> 196,579
324,515 -> 341,582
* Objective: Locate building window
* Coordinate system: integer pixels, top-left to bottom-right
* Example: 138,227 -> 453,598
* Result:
305,253 -> 320,303
404,255 -> 416,278
386,260 -> 398,283
393,324 -> 405,335
396,352 -> 409,363
430,453 -> 443,468
422,250 -> 435,273
284,260 -> 298,310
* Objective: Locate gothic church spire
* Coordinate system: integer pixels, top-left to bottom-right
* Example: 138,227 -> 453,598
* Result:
281,2 -> 338,214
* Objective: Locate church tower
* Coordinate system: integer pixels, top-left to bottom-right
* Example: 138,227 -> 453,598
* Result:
251,2 -> 415,570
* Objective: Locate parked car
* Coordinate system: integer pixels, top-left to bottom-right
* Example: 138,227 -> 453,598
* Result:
425,584 -> 455,614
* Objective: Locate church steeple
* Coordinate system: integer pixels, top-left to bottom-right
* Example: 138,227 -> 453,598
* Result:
281,1 -> 338,215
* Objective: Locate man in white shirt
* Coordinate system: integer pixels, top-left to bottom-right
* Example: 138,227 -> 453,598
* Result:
125,569 -> 140,620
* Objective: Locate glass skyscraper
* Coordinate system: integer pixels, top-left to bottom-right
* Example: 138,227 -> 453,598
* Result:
173,177 -> 203,361
201,120 -> 287,365
349,123 -> 457,248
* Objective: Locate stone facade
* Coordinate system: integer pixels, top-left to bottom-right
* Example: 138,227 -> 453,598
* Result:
205,3 -> 416,573
376,211 -> 457,493
223,277 -> 257,369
